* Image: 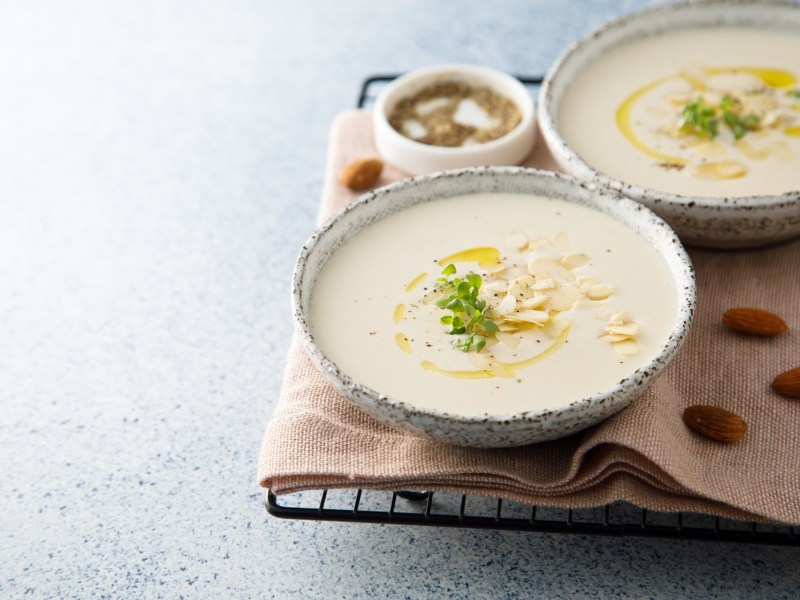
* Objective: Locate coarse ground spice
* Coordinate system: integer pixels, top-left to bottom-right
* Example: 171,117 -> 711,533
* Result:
388,80 -> 522,147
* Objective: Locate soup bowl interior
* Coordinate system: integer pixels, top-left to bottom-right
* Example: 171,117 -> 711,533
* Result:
293,167 -> 695,447
538,0 -> 800,249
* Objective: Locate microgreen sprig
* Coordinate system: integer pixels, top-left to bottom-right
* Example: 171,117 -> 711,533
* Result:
787,89 -> 800,99
678,97 -> 719,139
723,110 -> 760,140
435,264 -> 497,353
678,95 -> 760,140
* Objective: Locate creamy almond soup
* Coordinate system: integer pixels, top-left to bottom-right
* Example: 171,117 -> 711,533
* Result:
310,193 -> 678,416
559,27 -> 800,197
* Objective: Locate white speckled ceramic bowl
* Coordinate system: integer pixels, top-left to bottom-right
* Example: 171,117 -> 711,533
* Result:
538,0 -> 800,249
373,65 -> 536,175
292,168 -> 696,447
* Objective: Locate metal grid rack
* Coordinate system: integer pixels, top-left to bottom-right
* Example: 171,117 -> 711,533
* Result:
267,489 -> 798,546
266,75 -> 799,546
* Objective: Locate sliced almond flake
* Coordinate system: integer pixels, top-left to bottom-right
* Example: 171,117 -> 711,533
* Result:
528,257 -> 576,283
553,232 -> 570,250
483,336 -> 499,348
741,92 -> 778,113
693,160 -> 748,180
760,109 -> 784,128
541,315 -> 570,339
483,280 -> 508,293
519,294 -> 548,309
492,294 -> 517,315
526,237 -> 551,250
495,331 -> 520,350
609,312 -> 626,326
497,322 -> 519,333
508,275 -> 536,299
545,286 -> 580,312
607,323 -> 640,336
558,253 -> 590,270
513,274 -> 536,286
531,277 -> 555,290
583,284 -> 615,301
599,333 -> 630,343
504,309 -> 550,324
484,295 -> 503,310
504,231 -> 529,250
611,339 -> 639,356
495,265 -> 527,280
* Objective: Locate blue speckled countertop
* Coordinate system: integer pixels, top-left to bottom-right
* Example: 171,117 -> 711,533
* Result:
2,1 -> 799,598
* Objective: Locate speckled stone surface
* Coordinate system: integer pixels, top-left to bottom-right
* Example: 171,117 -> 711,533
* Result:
1,1 -> 799,598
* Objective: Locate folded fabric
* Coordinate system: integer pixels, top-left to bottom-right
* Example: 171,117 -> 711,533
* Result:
259,110 -> 800,525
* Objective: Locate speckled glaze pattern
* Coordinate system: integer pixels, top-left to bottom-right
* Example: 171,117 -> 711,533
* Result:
292,168 -> 696,447
538,0 -> 800,249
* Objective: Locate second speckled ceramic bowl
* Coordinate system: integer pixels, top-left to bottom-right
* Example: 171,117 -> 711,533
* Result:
292,168 -> 696,447
538,0 -> 800,249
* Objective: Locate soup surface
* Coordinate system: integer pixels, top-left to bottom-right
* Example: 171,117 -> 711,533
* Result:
310,193 -> 678,416
558,27 -> 800,197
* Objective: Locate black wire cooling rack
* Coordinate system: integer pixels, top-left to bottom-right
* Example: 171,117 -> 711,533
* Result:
265,75 -> 800,546
267,489 -> 798,546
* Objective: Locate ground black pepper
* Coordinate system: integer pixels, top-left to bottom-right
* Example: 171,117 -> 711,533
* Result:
388,80 -> 522,147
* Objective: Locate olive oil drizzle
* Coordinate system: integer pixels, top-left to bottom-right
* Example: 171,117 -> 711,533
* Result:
395,333 -> 412,353
704,67 -> 796,89
436,247 -> 501,270
420,324 -> 571,380
404,271 -> 428,292
393,304 -> 406,323
616,75 -> 687,166
616,66 -> 799,171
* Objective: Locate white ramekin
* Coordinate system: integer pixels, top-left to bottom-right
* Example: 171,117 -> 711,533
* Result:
373,65 -> 536,175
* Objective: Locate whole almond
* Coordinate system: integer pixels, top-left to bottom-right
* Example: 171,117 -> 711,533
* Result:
772,366 -> 800,398
722,307 -> 787,336
339,157 -> 383,190
683,405 -> 748,442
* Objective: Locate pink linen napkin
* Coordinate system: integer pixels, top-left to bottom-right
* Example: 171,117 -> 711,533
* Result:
259,109 -> 800,524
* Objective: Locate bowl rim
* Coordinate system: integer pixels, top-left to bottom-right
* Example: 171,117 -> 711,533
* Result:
291,166 -> 697,429
537,0 -> 800,211
373,63 -> 536,158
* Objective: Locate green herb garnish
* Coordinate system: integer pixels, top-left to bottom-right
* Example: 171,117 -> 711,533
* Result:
787,89 -> 800,99
722,110 -> 760,139
678,95 -> 760,140
435,264 -> 497,353
678,97 -> 719,139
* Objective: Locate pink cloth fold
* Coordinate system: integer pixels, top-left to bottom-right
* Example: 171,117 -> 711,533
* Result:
260,109 -> 800,524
